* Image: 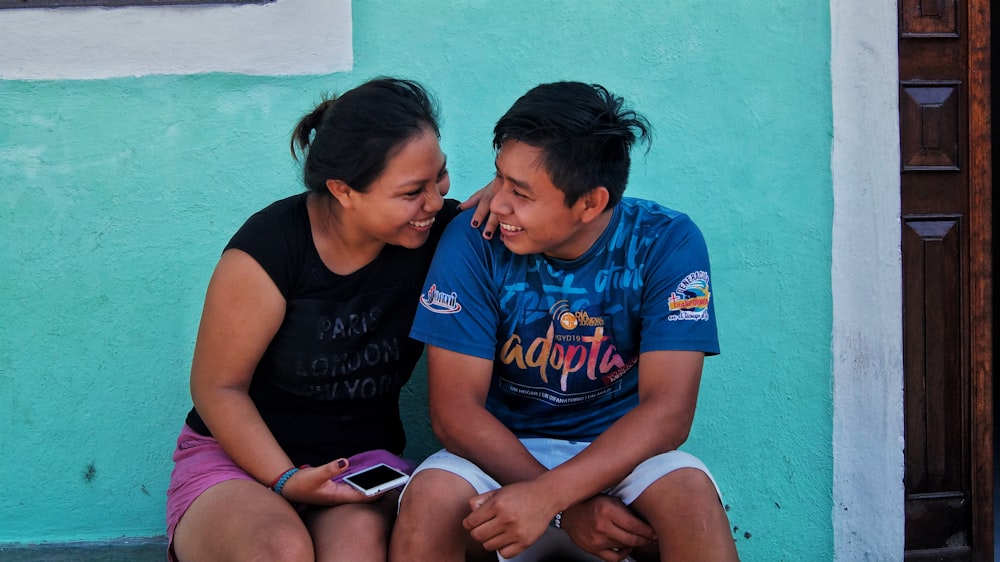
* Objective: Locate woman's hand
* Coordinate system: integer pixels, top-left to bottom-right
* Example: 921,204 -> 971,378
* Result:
458,178 -> 499,239
279,458 -> 377,506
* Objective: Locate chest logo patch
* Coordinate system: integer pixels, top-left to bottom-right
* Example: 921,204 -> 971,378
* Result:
552,300 -> 604,331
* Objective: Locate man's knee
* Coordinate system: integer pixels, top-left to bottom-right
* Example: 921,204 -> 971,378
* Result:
661,467 -> 718,495
392,469 -> 483,561
632,468 -> 737,560
634,467 -> 722,519
400,468 -> 478,512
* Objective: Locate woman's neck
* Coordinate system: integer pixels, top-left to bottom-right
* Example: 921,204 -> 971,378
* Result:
307,193 -> 384,276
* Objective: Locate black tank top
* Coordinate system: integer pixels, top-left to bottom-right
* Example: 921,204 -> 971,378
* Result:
185,192 -> 459,466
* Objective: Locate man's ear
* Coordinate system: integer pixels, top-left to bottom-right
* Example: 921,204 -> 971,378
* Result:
325,179 -> 354,209
578,186 -> 611,223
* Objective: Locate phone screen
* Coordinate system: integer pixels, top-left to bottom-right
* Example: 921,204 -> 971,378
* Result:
343,464 -> 408,494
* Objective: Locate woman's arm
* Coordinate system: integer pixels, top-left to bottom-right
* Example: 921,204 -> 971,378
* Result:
188,249 -> 367,505
457,179 -> 499,238
189,248 -> 290,484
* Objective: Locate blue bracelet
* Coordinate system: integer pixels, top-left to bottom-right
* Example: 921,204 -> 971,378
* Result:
271,467 -> 300,496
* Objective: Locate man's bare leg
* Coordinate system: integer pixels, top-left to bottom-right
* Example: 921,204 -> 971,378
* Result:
390,468 -> 495,562
630,468 -> 738,562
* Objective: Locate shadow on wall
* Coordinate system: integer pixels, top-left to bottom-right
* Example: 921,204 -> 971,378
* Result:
399,354 -> 441,462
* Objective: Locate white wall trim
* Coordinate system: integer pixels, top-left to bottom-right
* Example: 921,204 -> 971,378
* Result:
830,0 -> 905,559
0,0 -> 351,79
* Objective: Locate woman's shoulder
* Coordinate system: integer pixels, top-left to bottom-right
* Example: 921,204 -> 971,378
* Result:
233,193 -> 309,240
224,192 -> 312,294
253,192 -> 310,221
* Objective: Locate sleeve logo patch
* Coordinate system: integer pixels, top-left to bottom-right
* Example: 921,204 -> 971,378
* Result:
419,284 -> 463,314
667,271 -> 711,321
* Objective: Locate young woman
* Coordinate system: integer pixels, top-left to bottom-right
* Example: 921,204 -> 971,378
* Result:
166,78 -> 493,562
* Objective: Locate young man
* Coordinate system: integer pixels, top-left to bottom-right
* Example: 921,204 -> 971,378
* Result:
390,82 -> 738,562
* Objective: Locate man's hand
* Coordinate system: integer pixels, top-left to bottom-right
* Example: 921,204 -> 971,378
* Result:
463,482 -> 558,559
562,495 -> 657,562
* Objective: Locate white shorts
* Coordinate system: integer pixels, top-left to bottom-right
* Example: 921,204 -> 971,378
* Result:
405,438 -> 721,562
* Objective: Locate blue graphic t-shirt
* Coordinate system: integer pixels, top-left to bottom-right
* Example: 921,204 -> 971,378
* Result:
410,198 -> 718,441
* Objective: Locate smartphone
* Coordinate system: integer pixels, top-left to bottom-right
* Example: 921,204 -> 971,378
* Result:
341,463 -> 410,496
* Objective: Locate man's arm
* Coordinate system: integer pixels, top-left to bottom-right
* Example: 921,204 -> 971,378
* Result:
542,349 -> 704,496
427,345 -> 547,484
463,349 -> 705,560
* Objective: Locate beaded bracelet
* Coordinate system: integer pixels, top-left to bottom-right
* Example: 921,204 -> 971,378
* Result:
270,467 -> 300,496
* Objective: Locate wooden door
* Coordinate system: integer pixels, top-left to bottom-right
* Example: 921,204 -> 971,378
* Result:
898,0 -> 992,559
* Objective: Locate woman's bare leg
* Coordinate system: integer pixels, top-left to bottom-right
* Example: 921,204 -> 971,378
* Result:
173,479 -> 313,562
306,492 -> 397,562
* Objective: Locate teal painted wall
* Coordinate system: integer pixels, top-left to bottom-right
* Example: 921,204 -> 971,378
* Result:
0,2 -> 833,560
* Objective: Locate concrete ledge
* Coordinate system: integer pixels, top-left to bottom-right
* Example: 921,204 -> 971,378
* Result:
0,537 -> 167,561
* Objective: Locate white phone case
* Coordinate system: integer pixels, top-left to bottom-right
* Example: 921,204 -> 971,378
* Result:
342,463 -> 410,496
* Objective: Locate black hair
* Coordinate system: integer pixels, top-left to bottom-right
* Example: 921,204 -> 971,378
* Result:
492,82 -> 651,208
291,77 -> 441,194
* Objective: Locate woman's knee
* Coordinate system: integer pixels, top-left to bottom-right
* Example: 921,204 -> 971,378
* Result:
308,502 -> 394,561
252,521 -> 314,561
173,480 -> 313,562
176,515 -> 312,562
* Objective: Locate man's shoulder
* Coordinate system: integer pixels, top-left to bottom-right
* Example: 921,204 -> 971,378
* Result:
439,207 -> 487,244
620,197 -> 689,222
437,208 -> 518,263
615,198 -> 702,243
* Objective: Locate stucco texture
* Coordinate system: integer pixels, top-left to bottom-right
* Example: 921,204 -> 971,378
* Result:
0,2 -> 833,560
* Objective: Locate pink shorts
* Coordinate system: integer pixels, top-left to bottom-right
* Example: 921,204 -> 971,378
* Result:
164,425 -> 418,561
165,424 -> 257,560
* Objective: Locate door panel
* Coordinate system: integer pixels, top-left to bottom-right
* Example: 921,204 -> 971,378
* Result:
902,216 -> 968,553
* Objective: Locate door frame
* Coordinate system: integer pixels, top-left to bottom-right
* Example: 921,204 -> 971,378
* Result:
831,1 -> 909,556
831,0 -> 991,558
966,0 -> 992,555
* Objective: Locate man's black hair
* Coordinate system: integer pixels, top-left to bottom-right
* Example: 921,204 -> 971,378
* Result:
493,82 -> 651,207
